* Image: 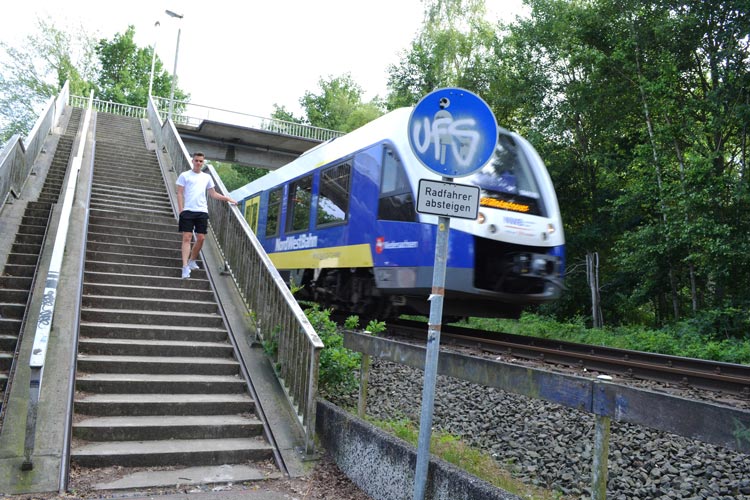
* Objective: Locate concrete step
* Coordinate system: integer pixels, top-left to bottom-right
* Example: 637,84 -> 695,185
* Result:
0,289 -> 29,303
74,393 -> 255,416
1,264 -> 35,277
21,215 -> 50,226
89,198 -> 173,216
83,271 -> 210,290
73,415 -> 264,441
87,232 -> 181,250
79,308 -> 224,328
0,319 -> 21,335
84,261 -> 205,280
87,224 -> 181,243
91,182 -> 169,199
0,333 -> 19,351
78,338 -> 234,358
9,243 -> 43,255
11,234 -> 43,245
79,321 -> 227,342
0,352 -> 13,371
90,193 -> 172,212
83,282 -> 212,301
15,224 -> 45,236
77,354 -> 239,375
85,250 -> 182,268
82,295 -> 219,314
88,464 -> 281,491
70,437 -> 274,468
88,216 -> 175,234
7,253 -> 39,266
76,373 -> 247,394
86,240 -> 181,260
0,276 -> 32,290
89,207 -> 174,226
82,294 -> 218,314
0,303 -> 24,319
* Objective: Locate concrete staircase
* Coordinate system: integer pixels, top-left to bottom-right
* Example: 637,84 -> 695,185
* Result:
0,108 -> 81,420
71,113 -> 276,479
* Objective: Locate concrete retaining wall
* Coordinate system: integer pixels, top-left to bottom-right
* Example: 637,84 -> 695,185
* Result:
315,400 -> 520,500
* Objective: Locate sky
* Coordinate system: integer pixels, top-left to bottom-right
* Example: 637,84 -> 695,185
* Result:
3,0 -> 527,119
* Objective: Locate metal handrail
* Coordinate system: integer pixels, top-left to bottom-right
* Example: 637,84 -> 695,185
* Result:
146,96 -> 324,454
150,95 -> 344,142
0,82 -> 69,213
69,95 -> 344,144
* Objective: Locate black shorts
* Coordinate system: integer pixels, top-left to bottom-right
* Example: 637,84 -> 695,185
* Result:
178,211 -> 209,234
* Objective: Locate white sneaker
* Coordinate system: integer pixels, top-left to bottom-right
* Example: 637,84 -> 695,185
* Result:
181,265 -> 191,279
188,260 -> 200,270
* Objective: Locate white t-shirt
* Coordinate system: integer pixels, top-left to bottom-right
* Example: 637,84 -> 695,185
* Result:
176,170 -> 215,213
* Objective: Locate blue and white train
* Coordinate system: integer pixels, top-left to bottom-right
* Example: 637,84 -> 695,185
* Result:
231,107 -> 565,319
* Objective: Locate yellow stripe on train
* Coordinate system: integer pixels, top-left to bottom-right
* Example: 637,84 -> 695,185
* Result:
269,243 -> 374,269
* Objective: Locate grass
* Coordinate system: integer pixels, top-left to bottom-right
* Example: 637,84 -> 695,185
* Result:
369,417 -> 568,500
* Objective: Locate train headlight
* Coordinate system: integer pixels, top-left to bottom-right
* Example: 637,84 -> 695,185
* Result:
547,223 -> 556,234
477,212 -> 486,224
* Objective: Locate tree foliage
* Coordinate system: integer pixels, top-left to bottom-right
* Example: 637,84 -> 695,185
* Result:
0,17 -> 98,140
1,19 -> 186,141
95,25 -> 186,107
298,74 -> 384,132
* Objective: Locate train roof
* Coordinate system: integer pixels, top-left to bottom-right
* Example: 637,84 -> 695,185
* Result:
230,107 -> 414,201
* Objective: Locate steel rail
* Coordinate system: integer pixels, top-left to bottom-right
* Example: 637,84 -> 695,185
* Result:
390,319 -> 750,397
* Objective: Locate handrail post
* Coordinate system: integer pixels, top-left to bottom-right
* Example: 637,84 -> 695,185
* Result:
358,353 -> 371,419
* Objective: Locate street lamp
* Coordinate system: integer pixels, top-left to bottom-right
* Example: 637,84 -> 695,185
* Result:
166,9 -> 184,122
147,21 -> 160,97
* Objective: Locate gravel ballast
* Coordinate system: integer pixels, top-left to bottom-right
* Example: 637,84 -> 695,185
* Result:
331,359 -> 750,500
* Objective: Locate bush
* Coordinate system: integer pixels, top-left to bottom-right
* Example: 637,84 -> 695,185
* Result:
304,305 -> 361,394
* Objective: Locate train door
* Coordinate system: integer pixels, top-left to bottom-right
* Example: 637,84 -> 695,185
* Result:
244,196 -> 261,233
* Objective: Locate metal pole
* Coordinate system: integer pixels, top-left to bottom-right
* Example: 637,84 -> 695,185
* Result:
413,196 -> 451,500
148,21 -> 160,97
592,414 -> 611,500
168,26 -> 181,122
358,353 -> 371,418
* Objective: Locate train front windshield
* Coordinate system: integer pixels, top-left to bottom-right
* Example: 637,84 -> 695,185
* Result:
467,132 -> 547,217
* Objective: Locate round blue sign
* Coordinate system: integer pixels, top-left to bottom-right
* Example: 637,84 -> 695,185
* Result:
408,88 -> 498,178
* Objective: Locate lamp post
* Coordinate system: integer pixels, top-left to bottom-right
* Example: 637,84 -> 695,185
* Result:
147,21 -> 160,97
166,9 -> 184,122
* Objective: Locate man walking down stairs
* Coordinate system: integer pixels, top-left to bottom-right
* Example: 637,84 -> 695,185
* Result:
70,112 -> 282,491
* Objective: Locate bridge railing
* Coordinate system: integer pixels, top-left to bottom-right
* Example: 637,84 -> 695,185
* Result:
150,96 -> 344,142
1,82 -> 69,212
146,96 -> 324,454
69,96 -> 148,119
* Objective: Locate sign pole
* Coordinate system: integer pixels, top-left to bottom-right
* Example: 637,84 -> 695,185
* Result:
413,192 -> 451,500
407,87 -> 498,500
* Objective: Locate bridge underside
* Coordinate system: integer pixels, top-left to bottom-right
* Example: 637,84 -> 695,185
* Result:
177,120 -> 322,170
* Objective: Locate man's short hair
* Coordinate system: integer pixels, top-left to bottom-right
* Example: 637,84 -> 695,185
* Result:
193,151 -> 205,158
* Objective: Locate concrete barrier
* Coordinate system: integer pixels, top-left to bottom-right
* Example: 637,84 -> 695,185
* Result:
316,399 -> 520,500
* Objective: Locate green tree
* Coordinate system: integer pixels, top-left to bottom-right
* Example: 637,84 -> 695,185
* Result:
95,25 -> 186,107
0,17 -> 97,140
386,0 -> 496,108
299,74 -> 384,132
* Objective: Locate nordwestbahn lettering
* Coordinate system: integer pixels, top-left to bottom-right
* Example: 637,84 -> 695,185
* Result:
416,179 -> 480,220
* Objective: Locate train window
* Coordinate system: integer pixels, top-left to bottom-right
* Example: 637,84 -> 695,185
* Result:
467,133 -> 546,216
378,147 -> 416,222
266,187 -> 282,238
286,175 -> 313,233
317,162 -> 351,227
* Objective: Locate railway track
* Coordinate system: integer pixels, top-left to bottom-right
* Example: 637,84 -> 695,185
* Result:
385,318 -> 750,398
